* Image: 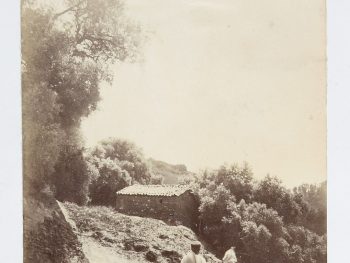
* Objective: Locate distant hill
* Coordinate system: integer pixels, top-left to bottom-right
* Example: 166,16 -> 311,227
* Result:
148,158 -> 195,184
61,202 -> 219,263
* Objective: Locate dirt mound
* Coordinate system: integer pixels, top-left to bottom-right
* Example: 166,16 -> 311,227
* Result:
62,202 -> 220,263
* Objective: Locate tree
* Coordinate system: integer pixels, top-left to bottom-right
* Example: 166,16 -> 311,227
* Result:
22,78 -> 64,195
91,138 -> 152,184
241,221 -> 272,263
253,175 -> 303,224
293,181 -> 327,234
240,202 -> 285,237
22,7 -> 65,195
88,156 -> 131,206
199,183 -> 235,228
224,201 -> 290,263
216,163 -> 254,202
196,163 -> 254,203
86,138 -> 153,205
196,182 -> 236,255
286,225 -> 327,263
194,163 -> 255,255
22,0 -> 142,202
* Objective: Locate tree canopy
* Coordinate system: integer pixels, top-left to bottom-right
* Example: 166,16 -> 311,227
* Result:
86,138 -> 153,205
22,0 -> 142,203
192,163 -> 327,263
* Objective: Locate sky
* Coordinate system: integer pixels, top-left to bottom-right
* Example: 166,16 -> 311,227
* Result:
81,0 -> 326,187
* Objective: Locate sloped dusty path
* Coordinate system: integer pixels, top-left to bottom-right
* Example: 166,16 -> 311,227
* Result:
77,236 -> 139,263
58,202 -> 220,263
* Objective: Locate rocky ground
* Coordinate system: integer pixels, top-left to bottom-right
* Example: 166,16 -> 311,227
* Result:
61,202 -> 220,263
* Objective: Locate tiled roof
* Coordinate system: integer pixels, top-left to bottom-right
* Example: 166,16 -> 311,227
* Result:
116,184 -> 190,197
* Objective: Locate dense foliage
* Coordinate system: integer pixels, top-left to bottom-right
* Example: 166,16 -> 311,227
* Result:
293,182 -> 327,235
193,163 -> 326,263
22,0 -> 141,203
52,143 -> 90,205
86,138 -> 153,205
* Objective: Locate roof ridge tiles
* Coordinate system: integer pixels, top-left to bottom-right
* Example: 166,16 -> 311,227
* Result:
116,184 -> 190,197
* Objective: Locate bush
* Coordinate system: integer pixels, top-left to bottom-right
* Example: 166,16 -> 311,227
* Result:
88,157 -> 131,206
91,138 -> 152,184
86,138 -> 154,206
195,163 -> 327,263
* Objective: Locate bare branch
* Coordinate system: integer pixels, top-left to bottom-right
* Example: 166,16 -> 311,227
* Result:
52,1 -> 85,20
47,0 -> 85,30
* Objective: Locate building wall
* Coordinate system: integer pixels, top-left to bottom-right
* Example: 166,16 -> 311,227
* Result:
115,191 -> 199,229
177,191 -> 200,229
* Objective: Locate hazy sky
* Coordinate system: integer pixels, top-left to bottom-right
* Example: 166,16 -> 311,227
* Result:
81,0 -> 326,187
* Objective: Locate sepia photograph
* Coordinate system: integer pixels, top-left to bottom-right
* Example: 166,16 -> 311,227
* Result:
21,0 -> 327,262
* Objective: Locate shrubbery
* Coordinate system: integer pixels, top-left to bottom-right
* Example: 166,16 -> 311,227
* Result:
193,163 -> 326,263
86,138 -> 153,206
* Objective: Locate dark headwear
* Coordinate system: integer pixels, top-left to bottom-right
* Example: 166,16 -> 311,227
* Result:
190,241 -> 201,254
191,241 -> 201,248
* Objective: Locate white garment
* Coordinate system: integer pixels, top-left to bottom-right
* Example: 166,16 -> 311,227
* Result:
181,251 -> 207,263
222,248 -> 237,263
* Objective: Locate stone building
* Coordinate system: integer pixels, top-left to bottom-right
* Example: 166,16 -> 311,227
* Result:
115,184 -> 199,229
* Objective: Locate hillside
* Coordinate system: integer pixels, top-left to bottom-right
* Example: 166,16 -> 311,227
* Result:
61,202 -> 219,263
148,158 -> 195,184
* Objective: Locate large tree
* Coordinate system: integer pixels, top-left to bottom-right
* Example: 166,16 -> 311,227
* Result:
22,0 -> 142,202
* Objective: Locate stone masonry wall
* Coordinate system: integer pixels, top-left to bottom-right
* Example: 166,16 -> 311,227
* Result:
115,191 -> 199,229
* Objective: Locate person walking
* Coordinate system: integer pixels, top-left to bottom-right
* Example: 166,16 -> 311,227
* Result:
181,241 -> 207,263
222,246 -> 237,263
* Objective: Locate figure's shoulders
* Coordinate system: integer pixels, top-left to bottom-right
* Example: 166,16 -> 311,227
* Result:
181,253 -> 193,263
181,253 -> 207,263
198,255 -> 207,263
